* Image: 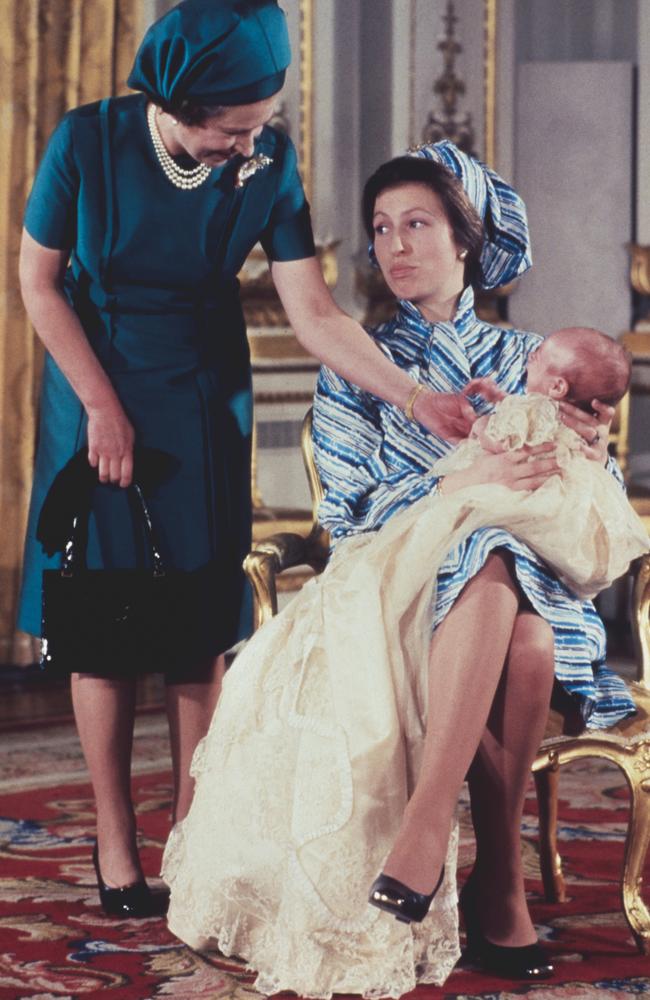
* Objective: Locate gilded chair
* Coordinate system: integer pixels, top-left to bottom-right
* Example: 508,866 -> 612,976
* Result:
244,408 -> 650,955
533,390 -> 650,954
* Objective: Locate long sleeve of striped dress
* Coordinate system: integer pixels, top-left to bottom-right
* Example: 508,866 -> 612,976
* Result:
312,288 -> 634,730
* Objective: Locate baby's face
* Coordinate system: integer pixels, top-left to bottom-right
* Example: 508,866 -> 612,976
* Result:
525,334 -> 569,395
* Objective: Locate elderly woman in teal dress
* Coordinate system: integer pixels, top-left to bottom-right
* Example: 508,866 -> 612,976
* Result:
17,0 -> 478,918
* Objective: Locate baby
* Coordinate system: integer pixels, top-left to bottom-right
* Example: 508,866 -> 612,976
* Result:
464,326 -> 631,455
430,326 -> 646,599
524,325 -> 631,409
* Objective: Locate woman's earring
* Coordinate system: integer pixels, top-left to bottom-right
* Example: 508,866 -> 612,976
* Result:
458,249 -> 468,261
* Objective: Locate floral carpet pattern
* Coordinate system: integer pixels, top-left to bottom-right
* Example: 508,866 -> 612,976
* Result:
0,713 -> 648,1000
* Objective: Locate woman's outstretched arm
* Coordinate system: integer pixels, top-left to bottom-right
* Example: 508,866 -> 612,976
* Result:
271,256 -> 476,443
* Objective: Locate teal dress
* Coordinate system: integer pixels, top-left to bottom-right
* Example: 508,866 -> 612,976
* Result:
18,94 -> 315,673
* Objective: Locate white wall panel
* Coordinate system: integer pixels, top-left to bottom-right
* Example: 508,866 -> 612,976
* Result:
511,62 -> 633,338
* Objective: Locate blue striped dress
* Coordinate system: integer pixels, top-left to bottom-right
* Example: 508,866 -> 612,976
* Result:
312,287 -> 635,730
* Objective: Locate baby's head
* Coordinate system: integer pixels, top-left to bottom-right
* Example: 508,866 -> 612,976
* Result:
526,326 -> 631,411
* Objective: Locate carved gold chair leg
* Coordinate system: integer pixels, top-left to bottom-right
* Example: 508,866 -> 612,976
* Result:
631,553 -> 650,687
621,751 -> 650,954
533,766 -> 567,903
244,550 -> 279,629
535,736 -> 650,955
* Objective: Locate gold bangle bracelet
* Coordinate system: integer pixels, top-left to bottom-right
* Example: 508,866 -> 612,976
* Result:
437,476 -> 446,496
404,382 -> 425,422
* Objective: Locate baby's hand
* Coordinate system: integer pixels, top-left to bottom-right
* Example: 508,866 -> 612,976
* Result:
471,414 -> 507,453
463,377 -> 507,404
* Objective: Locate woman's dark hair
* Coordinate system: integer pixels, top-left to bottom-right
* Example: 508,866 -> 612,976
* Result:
362,156 -> 485,287
156,99 -> 225,127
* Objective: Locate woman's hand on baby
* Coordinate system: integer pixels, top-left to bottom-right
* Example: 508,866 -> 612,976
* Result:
443,442 -> 562,493
414,389 -> 477,442
558,398 -> 613,464
87,403 -> 135,487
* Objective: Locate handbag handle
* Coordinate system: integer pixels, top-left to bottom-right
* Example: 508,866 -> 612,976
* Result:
61,483 -> 165,578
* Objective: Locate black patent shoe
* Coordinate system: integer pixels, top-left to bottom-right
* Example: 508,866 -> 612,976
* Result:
459,878 -> 554,980
92,843 -> 169,919
369,868 -> 444,924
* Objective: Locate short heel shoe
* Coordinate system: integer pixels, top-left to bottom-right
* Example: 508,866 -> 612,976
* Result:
92,843 -> 169,919
369,868 -> 444,924
459,879 -> 553,980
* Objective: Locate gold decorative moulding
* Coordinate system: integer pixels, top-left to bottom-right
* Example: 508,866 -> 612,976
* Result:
628,243 -> 650,330
629,243 -> 650,297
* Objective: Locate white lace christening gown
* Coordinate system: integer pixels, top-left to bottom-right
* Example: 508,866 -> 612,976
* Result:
431,393 -> 649,600
162,393 -> 648,999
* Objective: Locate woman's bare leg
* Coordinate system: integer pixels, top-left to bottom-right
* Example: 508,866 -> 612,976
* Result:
382,552 -> 520,893
165,654 -> 225,824
71,673 -> 141,887
466,611 -> 555,946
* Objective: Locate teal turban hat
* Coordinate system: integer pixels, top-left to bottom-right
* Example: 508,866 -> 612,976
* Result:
127,0 -> 291,106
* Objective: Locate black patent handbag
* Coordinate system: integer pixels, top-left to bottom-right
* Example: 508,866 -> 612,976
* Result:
38,450 -> 217,677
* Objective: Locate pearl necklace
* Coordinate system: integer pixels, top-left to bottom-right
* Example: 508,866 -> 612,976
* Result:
146,103 -> 211,190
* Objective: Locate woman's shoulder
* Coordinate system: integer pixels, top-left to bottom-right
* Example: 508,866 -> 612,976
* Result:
52,95 -> 141,150
366,310 -> 427,370
467,314 -> 542,346
466,318 -> 542,361
62,94 -> 141,124
504,324 -> 543,347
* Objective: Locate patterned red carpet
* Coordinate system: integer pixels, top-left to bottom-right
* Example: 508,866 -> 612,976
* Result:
1,712 -> 648,1000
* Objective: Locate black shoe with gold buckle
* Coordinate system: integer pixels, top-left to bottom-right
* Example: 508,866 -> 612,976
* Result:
369,868 -> 444,924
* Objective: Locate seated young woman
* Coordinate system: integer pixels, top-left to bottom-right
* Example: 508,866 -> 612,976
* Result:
161,142 -> 639,999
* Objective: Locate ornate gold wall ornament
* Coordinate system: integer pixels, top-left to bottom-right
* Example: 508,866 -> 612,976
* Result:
628,243 -> 650,329
629,243 -> 650,296
421,0 -> 476,155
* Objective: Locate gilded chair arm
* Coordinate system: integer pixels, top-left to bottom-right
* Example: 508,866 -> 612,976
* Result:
632,552 -> 650,688
244,526 -> 329,629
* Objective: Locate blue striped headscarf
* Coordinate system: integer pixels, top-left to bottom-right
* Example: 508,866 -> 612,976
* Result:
368,140 -> 532,291
408,140 -> 532,289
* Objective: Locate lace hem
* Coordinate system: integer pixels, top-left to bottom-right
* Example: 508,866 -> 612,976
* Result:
164,823 -> 460,999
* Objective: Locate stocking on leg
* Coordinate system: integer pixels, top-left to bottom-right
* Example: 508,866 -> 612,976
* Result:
71,673 -> 141,886
165,654 -> 225,824
382,551 -> 520,894
465,610 -> 555,946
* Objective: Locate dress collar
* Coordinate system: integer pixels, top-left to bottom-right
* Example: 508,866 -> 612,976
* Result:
397,285 -> 478,338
